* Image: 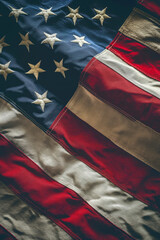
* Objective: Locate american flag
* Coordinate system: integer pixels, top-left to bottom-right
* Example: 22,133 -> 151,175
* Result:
0,0 -> 160,239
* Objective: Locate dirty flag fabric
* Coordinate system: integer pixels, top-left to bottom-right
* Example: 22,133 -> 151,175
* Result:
0,0 -> 160,239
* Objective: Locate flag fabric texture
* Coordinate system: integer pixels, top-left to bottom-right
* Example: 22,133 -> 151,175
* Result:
0,0 -> 160,239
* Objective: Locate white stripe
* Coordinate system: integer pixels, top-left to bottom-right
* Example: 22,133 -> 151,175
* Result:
95,49 -> 160,99
0,180 -> 72,240
0,98 -> 160,240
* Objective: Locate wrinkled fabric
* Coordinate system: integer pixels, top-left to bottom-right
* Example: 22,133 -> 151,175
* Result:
0,96 -> 160,240
120,8 -> 160,54
0,181 -> 72,240
67,85 -> 160,172
0,0 -> 137,128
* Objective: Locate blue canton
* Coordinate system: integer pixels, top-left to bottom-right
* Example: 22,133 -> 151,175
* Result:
0,0 -> 137,129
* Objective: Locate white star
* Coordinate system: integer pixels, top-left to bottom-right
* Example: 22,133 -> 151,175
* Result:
92,7 -> 111,26
9,6 -> 28,22
66,6 -> 83,25
71,35 -> 90,47
36,7 -> 56,23
54,59 -> 69,78
32,91 -> 52,112
26,61 -> 45,80
41,33 -> 61,49
0,61 -> 14,80
0,36 -> 10,53
19,32 -> 34,52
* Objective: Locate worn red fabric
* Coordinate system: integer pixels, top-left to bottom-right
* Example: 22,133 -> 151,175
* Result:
107,33 -> 160,81
50,108 -> 160,212
0,133 -> 134,240
80,57 -> 160,133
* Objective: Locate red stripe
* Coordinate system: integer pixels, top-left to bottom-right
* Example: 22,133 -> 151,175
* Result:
80,57 -> 160,133
50,108 -> 160,212
0,133 -> 133,240
138,0 -> 160,17
0,225 -> 17,240
107,33 -> 160,81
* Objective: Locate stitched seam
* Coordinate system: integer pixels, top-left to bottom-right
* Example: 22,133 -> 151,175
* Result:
80,58 -> 98,83
71,60 -> 160,152
0,134 -> 83,240
48,110 -> 159,213
47,107 -> 67,132
49,130 -> 158,213
119,10 -> 137,33
106,33 -> 120,50
75,85 -> 160,173
80,80 -> 160,138
107,32 -> 122,51
79,56 -> 160,124
64,58 -> 98,110
0,133 -> 136,240
65,49 -> 160,138
2,91 -> 143,213
134,7 -> 160,25
81,81 -> 135,122
119,8 -> 160,54
64,58 -> 97,109
122,32 -> 160,53
96,49 -> 160,99
66,87 -> 82,110
0,41 -> 159,231
79,55 -> 138,121
1,176 -> 80,240
110,48 -> 160,82
50,108 -> 67,130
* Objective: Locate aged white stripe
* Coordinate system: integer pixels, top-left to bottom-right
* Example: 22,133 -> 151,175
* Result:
0,181 -> 72,240
0,98 -> 160,240
119,8 -> 160,54
67,85 -> 160,173
95,49 -> 160,99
